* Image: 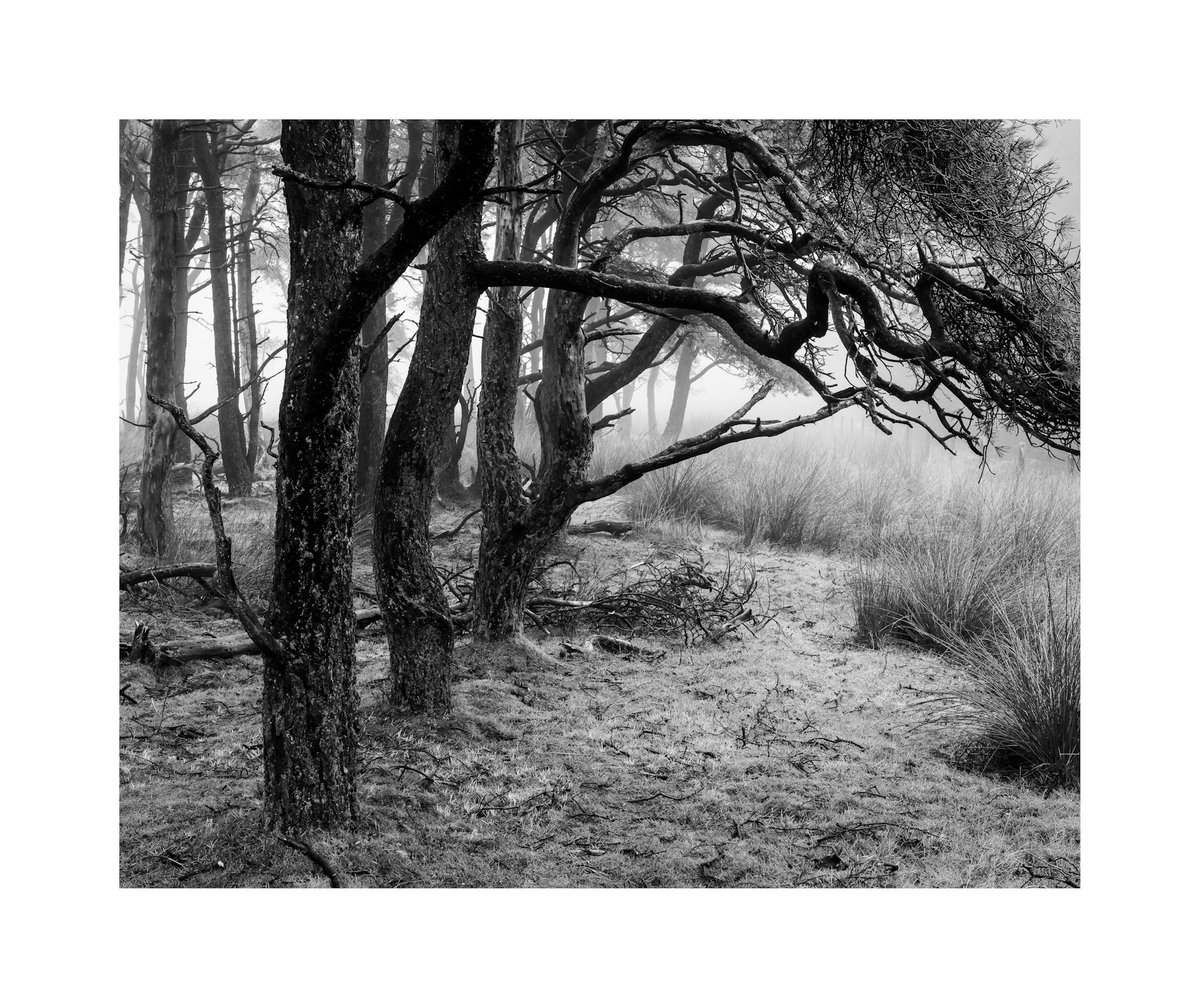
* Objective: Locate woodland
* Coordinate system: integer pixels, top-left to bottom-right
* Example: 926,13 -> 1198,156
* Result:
118,119 -> 1080,888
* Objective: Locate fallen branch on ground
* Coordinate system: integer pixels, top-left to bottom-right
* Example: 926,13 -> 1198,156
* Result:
120,564 -> 218,590
119,608 -> 382,665
567,520 -> 634,536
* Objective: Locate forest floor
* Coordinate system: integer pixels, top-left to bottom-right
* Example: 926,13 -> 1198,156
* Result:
119,493 -> 1080,888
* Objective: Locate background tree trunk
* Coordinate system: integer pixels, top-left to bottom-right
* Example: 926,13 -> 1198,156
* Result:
119,119 -> 134,286
238,159 -> 262,473
646,365 -> 658,435
194,125 -> 254,496
137,120 -> 182,554
662,340 -> 698,442
263,119 -> 364,834
355,119 -> 390,511
375,121 -> 484,713
125,257 -> 146,421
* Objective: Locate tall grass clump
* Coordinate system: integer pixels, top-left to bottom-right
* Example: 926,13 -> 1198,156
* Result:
930,585 -> 1080,788
623,457 -> 728,529
722,449 -> 852,551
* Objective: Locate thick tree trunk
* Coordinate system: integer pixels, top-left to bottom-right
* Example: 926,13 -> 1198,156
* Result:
194,127 -> 254,497
263,120 -> 364,834
136,121 -> 182,554
238,160 -> 262,472
173,142 -> 205,472
355,120 -> 390,511
375,121 -> 483,713
663,340 -> 697,442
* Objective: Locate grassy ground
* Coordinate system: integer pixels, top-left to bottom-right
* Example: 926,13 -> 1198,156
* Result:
120,504 -> 1079,888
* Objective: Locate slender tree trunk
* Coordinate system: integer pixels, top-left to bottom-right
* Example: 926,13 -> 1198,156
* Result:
474,121 -> 531,640
663,340 -> 697,442
238,160 -> 262,473
136,121 -> 182,554
174,184 -> 207,467
194,126 -> 254,496
646,365 -> 658,434
617,382 -> 634,439
125,258 -> 146,421
375,121 -> 483,713
263,120 -> 363,834
119,119 -> 134,287
355,120 -> 390,510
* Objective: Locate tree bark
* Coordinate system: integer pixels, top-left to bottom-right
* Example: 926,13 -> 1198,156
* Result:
173,141 -> 206,470
136,121 -> 182,554
375,121 -> 485,712
237,159 -> 262,472
473,121 -> 530,641
264,120 -> 364,834
355,120 -> 390,511
193,125 -> 254,496
663,340 -> 698,442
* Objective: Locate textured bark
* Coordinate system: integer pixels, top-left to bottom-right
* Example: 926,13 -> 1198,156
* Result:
263,120 -> 364,834
237,160 -> 262,472
194,126 -> 254,496
355,120 -> 390,510
375,121 -> 485,712
473,121 -> 531,641
663,340 -> 698,442
136,121 -> 182,554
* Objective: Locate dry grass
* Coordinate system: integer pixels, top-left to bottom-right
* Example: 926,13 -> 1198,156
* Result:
120,518 -> 1079,888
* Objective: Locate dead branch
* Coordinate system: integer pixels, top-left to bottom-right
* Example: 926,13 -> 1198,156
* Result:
120,564 -> 218,590
567,520 -> 633,536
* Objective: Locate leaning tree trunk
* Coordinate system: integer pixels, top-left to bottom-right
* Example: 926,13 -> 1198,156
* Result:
136,120 -> 182,554
237,159 -> 262,473
263,120 -> 364,834
194,126 -> 254,497
354,120 -> 390,511
662,340 -> 698,443
375,121 -> 484,714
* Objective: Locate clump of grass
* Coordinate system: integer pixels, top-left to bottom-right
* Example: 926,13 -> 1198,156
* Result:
931,585 -> 1080,788
624,457 -> 727,529
722,450 -> 850,551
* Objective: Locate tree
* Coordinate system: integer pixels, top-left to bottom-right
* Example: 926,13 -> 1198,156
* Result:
260,118 -> 495,830
354,119 -> 391,511
373,121 -> 492,712
136,120 -> 183,553
458,119 -> 1079,659
193,123 -> 256,496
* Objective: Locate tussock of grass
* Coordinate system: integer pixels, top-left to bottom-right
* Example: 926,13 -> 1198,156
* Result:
930,586 -> 1080,788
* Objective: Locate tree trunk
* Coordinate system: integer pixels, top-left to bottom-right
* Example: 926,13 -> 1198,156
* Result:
173,140 -> 206,473
193,126 -> 254,497
355,120 -> 390,511
263,120 -> 364,834
474,121 -> 531,641
663,340 -> 697,442
646,365 -> 658,434
119,119 -> 134,287
125,258 -> 146,421
375,121 -> 483,713
136,121 -> 182,554
617,381 -> 635,439
238,159 -> 262,473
